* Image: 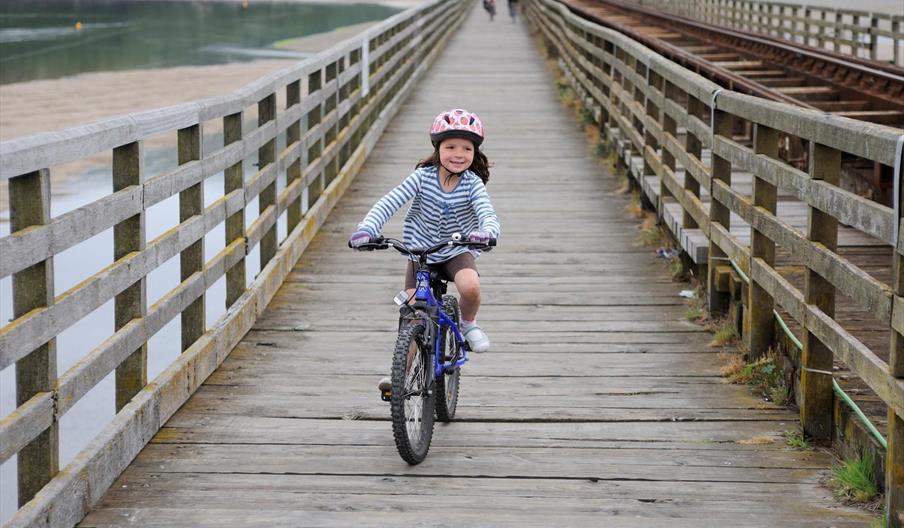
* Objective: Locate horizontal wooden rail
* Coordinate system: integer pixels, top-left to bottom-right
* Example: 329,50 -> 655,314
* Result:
0,0 -> 471,525
527,0 -> 904,523
634,0 -> 904,66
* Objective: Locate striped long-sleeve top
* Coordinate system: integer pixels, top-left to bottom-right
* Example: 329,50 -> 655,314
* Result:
357,165 -> 501,263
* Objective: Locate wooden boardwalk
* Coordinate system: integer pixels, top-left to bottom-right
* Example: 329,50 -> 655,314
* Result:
80,5 -> 873,526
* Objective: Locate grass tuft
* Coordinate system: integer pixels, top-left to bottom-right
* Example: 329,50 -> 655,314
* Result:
785,430 -> 811,449
627,190 -> 644,218
831,451 -> 879,503
710,321 -> 739,347
685,306 -> 705,322
668,256 -> 687,282
637,214 -> 660,246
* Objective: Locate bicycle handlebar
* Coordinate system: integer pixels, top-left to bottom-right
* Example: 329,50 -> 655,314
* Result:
348,233 -> 497,255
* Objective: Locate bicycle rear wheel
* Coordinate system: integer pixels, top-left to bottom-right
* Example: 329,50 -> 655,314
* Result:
390,322 -> 435,464
435,295 -> 461,422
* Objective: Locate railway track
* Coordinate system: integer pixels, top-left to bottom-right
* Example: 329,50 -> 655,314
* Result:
559,0 -> 904,127
558,0 -> 904,202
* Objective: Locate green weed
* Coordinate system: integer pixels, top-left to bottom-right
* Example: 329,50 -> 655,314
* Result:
594,141 -> 608,159
785,430 -> 811,449
710,321 -> 739,347
685,306 -> 705,322
831,451 -> 879,503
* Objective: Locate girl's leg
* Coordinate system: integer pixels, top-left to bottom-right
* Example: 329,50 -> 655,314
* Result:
454,268 -> 481,322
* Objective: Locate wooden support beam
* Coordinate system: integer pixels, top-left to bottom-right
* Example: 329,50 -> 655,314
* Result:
747,124 -> 778,360
707,108 -> 733,315
178,124 -> 204,352
9,169 -> 59,506
224,112 -> 246,309
112,141 -> 147,411
287,81 -> 303,235
683,96 -> 703,230
258,93 -> 278,268
800,142 -> 840,444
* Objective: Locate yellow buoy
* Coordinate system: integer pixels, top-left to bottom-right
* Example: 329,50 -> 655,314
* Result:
75,21 -> 82,30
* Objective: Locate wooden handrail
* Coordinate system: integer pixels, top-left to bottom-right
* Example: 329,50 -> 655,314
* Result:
0,1 -> 472,525
527,0 -> 904,522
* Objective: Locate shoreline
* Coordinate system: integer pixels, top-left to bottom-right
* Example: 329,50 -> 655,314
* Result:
0,12 -> 408,212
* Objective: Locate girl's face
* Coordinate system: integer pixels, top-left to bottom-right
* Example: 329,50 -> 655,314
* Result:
438,137 -> 475,175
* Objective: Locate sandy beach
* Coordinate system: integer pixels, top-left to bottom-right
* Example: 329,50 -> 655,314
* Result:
0,7 -> 413,211
0,18 -> 395,142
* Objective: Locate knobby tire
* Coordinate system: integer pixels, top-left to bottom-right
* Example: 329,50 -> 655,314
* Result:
435,295 -> 461,422
390,322 -> 435,464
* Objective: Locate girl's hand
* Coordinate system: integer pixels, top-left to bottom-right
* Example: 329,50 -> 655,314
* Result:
349,230 -> 373,249
467,230 -> 491,244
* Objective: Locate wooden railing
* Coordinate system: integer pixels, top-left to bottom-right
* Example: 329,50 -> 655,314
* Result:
527,0 -> 904,523
634,0 -> 904,65
0,1 -> 469,525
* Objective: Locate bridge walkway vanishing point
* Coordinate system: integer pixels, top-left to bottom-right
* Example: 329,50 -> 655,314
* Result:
70,4 -> 877,527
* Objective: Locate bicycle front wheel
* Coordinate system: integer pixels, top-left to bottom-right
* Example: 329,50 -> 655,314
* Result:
390,322 -> 435,464
435,295 -> 461,422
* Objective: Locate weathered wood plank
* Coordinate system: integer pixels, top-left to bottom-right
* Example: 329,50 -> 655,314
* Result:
74,3 -> 873,527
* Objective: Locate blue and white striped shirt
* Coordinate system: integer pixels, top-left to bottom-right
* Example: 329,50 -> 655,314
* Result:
358,166 -> 501,263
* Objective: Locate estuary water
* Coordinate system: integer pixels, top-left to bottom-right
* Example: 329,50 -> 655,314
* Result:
0,0 -> 399,84
0,1 -> 400,521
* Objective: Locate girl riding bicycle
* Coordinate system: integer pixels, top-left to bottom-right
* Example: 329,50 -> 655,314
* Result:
349,108 -> 501,355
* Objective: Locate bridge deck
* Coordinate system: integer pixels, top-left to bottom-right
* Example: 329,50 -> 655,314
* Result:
80,5 -> 872,526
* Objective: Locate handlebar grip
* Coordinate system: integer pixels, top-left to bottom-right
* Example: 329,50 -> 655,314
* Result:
488,238 -> 497,247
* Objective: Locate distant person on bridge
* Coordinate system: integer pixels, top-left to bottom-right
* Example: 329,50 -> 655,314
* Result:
508,0 -> 518,22
483,0 -> 496,21
350,108 -> 501,357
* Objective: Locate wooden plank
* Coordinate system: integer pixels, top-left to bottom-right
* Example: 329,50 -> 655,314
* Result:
801,142 -> 840,444
8,168 -> 59,506
71,3 -> 875,527
0,392 -> 53,463
113,140 -> 147,412
178,124 -> 205,352
4,2 -> 465,526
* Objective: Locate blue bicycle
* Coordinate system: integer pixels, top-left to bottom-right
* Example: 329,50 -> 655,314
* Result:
351,233 -> 495,464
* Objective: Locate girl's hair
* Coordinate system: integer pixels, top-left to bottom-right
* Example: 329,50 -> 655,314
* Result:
416,146 -> 491,185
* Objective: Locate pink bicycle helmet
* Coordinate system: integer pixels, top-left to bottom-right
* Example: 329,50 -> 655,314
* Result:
430,108 -> 485,147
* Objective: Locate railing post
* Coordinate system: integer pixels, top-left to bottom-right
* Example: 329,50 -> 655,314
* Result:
9,169 -> 59,506
804,7 -> 813,47
661,81 -> 678,178
800,142 -> 840,444
868,15 -> 879,61
684,95 -> 703,230
307,69 -> 324,208
286,81 -> 303,234
888,148 -> 904,527
178,124 -> 204,351
644,67 -> 667,205
818,11 -> 828,50
834,11 -> 843,53
224,112 -> 246,308
258,93 -> 278,268
113,142 -> 147,410
894,18 -> 902,66
707,106 -> 733,315
746,125 -> 778,360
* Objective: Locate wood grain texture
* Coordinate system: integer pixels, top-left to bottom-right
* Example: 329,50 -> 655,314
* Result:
79,5 -> 871,526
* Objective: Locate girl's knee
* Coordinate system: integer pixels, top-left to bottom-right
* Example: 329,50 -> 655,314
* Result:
455,270 -> 481,300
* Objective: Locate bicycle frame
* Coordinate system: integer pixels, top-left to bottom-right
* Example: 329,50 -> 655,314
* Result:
351,233 -> 496,378
410,265 -> 469,378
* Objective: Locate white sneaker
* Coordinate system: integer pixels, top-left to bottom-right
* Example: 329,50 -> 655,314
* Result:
463,324 -> 490,353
